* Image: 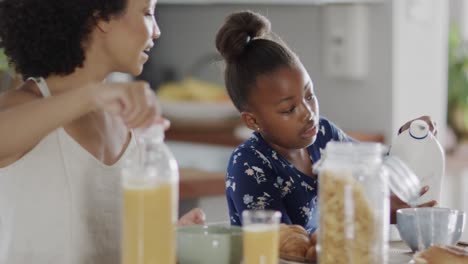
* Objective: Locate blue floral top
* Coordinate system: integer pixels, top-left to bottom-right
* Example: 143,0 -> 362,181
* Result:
225,117 -> 354,234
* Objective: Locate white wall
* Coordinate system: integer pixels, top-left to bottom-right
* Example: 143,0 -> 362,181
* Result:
391,0 -> 448,144
146,1 -> 448,144
153,1 -> 452,226
450,0 -> 468,40
145,3 -> 394,140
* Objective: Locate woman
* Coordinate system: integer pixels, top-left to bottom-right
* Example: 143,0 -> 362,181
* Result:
0,0 -> 203,262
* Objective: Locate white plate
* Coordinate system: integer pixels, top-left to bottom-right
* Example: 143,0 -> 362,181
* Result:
279,259 -> 314,264
279,255 -> 314,264
160,100 -> 239,123
279,259 -> 304,264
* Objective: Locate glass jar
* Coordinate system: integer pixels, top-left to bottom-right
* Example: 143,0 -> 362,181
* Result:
121,125 -> 179,264
316,142 -> 420,264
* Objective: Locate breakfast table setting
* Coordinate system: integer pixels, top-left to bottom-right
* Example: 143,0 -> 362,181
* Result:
278,241 -> 418,264
175,219 -> 467,264
175,122 -> 468,264
128,119 -> 468,264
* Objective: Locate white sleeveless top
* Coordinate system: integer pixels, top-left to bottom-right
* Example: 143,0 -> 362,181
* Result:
0,78 -> 139,264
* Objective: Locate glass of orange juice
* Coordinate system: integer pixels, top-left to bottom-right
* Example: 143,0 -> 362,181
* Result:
242,210 -> 281,264
122,181 -> 177,264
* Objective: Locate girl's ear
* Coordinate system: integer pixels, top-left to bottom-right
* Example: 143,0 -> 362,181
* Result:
241,111 -> 261,131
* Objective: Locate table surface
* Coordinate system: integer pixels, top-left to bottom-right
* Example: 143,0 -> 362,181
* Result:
279,241 -> 468,264
388,241 -> 414,264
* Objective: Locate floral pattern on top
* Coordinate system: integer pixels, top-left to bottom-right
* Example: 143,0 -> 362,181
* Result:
225,117 -> 354,234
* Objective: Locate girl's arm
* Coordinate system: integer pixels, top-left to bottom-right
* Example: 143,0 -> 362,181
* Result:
226,148 -> 291,225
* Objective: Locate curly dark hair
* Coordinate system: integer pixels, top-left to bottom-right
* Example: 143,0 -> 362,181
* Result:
0,0 -> 127,78
215,11 -> 299,112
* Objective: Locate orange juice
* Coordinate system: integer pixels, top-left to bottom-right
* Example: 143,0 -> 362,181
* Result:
123,182 -> 176,264
243,224 -> 280,264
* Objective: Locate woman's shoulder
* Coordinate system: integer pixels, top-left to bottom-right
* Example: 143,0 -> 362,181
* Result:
0,81 -> 42,110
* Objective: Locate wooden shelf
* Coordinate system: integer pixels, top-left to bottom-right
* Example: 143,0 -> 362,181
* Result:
167,125 -> 384,147
173,124 -> 384,199
179,168 -> 225,199
159,0 -> 383,5
167,129 -> 243,147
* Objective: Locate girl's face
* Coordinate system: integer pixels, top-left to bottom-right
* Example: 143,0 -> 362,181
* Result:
102,0 -> 160,75
247,65 -> 319,150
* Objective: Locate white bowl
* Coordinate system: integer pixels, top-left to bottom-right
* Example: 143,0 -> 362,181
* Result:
160,100 -> 239,123
396,207 -> 466,252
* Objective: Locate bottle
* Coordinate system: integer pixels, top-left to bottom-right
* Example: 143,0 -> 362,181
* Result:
316,142 -> 421,264
390,119 -> 445,204
121,124 -> 179,264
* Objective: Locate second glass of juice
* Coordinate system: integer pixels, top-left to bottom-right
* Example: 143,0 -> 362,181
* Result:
242,210 -> 281,264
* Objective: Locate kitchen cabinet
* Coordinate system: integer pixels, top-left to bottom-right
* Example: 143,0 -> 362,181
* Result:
158,0 -> 383,5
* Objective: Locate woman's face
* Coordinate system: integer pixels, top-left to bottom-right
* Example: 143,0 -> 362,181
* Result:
248,64 -> 319,150
103,0 -> 160,75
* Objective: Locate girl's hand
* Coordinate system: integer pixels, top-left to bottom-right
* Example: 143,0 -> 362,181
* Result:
306,231 -> 318,261
390,185 -> 437,224
398,115 -> 438,136
91,81 -> 163,129
177,208 -> 206,226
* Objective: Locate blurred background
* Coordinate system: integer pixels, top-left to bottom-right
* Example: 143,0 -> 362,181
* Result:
1,0 -> 467,240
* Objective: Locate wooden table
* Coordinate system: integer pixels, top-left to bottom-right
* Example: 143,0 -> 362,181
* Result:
278,242 -> 413,264
389,241 -> 414,263
280,241 -> 467,264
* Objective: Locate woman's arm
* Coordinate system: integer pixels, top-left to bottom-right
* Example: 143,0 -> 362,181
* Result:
0,85 -> 94,165
0,81 -> 160,166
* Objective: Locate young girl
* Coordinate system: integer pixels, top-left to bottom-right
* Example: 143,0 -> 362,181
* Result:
215,11 -> 437,234
0,0 -> 203,262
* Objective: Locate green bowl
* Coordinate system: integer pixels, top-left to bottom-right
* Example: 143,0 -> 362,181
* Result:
177,224 -> 243,264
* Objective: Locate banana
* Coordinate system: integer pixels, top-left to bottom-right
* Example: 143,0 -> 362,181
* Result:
158,78 -> 228,102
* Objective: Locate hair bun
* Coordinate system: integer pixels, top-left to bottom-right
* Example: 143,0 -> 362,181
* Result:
215,10 -> 271,63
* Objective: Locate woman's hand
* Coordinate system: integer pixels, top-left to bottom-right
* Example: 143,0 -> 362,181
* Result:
390,185 -> 437,224
398,115 -> 437,136
90,81 -> 166,129
177,208 -> 206,226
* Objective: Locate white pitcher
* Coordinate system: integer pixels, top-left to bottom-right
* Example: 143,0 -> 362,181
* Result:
390,119 -> 445,205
